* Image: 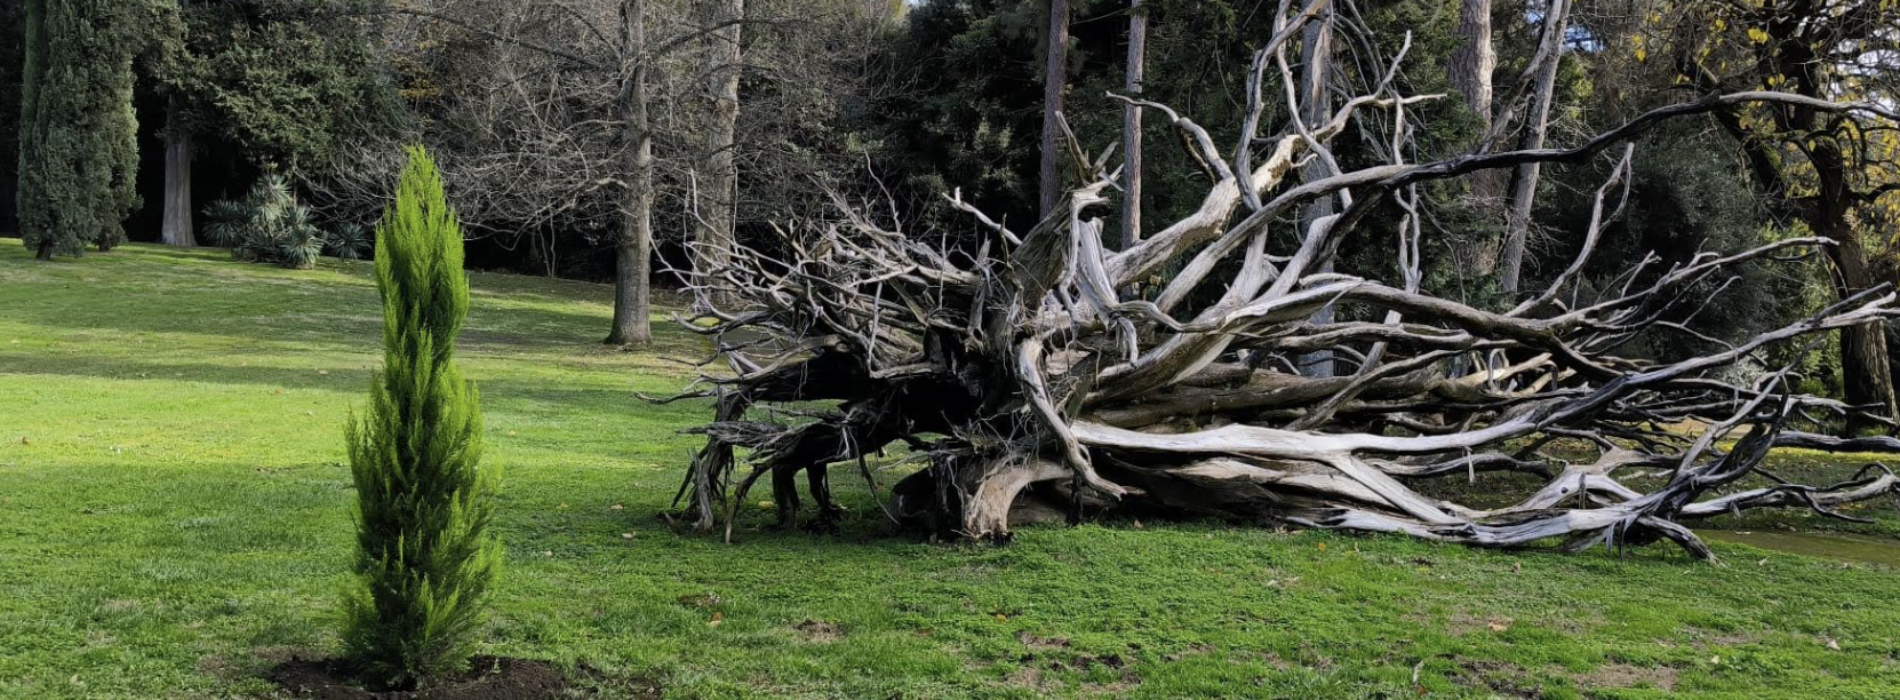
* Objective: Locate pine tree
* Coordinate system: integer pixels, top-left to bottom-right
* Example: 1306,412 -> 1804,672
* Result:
343,146 -> 500,690
15,0 -> 144,258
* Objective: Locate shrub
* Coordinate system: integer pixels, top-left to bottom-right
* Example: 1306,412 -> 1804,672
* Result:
203,171 -> 366,268
342,146 -> 500,690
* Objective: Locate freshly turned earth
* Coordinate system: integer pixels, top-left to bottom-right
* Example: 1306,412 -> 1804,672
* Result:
267,656 -> 593,700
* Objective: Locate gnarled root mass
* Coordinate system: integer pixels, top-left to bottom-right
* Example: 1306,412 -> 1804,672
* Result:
653,11 -> 1900,560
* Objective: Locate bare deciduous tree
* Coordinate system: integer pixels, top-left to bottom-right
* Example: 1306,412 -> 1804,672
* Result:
323,0 -> 888,344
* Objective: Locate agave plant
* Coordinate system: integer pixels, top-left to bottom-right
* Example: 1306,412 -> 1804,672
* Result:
327,222 -> 371,261
203,171 -> 337,269
201,199 -> 256,248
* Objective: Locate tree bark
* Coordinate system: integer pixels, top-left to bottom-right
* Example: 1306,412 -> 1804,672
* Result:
606,0 -> 653,347
1447,0 -> 1499,274
694,0 -> 743,306
1814,147 -> 1898,432
1038,0 -> 1070,217
1448,0 -> 1493,133
1829,238 -> 1897,433
1498,0 -> 1567,294
1120,0 -> 1145,251
160,96 -> 196,247
1295,10 -> 1336,377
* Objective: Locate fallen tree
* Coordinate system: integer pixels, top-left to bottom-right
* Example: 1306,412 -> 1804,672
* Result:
652,8 -> 1900,560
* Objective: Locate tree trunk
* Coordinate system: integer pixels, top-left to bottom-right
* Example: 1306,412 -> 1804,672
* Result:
1813,143 -> 1898,433
1829,236 -> 1897,433
1295,10 -> 1335,378
694,0 -> 743,307
1499,0 -> 1567,295
606,0 -> 653,347
160,96 -> 195,247
1120,0 -> 1145,251
1038,0 -> 1070,217
1447,0 -> 1499,274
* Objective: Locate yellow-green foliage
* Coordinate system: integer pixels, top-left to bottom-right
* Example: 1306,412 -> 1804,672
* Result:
343,146 -> 500,689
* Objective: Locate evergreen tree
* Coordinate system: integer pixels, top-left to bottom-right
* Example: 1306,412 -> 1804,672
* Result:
0,1 -> 24,234
343,146 -> 500,690
15,0 -> 146,258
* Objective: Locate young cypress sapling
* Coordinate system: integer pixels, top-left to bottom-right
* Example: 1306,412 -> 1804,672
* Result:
343,146 -> 500,690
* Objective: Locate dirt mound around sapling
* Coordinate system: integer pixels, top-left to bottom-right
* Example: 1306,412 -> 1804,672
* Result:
267,656 -> 575,700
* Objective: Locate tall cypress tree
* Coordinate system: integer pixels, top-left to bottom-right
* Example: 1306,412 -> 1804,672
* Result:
16,0 -> 144,259
344,146 -> 500,690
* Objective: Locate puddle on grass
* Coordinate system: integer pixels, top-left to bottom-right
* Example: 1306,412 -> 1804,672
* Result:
1698,530 -> 1900,567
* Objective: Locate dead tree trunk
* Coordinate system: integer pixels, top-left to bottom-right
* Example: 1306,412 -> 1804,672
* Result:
659,3 -> 1900,560
606,0 -> 653,347
1295,9 -> 1336,378
1120,0 -> 1145,251
1038,0 -> 1070,217
1499,0 -> 1568,295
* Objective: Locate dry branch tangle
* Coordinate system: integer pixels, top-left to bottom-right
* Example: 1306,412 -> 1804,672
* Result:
660,13 -> 1900,560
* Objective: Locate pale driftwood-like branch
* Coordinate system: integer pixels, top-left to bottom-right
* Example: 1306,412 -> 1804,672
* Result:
658,3 -> 1900,560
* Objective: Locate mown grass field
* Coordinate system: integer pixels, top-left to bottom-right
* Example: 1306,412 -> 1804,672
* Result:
3,243 -> 1898,699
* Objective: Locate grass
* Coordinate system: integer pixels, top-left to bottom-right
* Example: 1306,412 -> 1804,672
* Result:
2,243 -> 1899,699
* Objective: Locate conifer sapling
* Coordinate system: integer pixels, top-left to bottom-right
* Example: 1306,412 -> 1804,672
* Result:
344,146 -> 500,689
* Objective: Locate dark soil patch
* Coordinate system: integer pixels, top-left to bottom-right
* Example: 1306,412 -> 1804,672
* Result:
267,656 -> 584,700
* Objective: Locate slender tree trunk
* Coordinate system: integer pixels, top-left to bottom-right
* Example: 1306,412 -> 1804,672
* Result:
607,0 -> 652,347
1296,11 -> 1336,378
1499,0 -> 1568,294
160,97 -> 195,247
19,0 -> 46,259
694,0 -> 743,306
1447,0 -> 1499,273
1038,0 -> 1070,217
1449,0 -> 1493,150
1120,0 -> 1145,250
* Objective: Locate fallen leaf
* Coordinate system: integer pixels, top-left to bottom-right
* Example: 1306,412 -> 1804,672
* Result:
621,532 -> 635,539
708,612 -> 723,627
1512,562 -> 1521,574
317,370 -> 329,376
610,504 -> 624,511
1132,519 -> 1144,529
1825,637 -> 1841,651
1710,655 -> 1721,665
1316,542 -> 1328,552
993,613 -> 1008,622
1487,620 -> 1510,633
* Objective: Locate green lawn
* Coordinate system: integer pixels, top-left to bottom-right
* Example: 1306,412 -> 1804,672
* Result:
3,243 -> 1898,699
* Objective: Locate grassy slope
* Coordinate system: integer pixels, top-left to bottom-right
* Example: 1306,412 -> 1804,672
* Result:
1,244 -> 1897,700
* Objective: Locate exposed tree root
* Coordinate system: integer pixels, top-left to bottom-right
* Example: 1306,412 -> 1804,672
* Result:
650,4 -> 1900,560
